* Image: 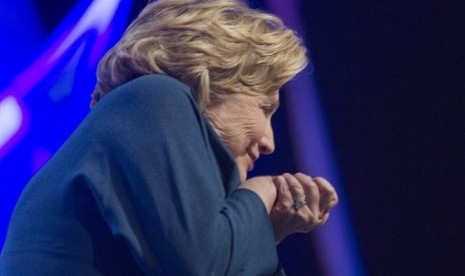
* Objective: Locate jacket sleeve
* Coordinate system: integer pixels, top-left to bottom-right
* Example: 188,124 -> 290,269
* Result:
77,75 -> 280,275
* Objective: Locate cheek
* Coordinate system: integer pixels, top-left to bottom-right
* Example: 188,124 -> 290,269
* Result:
245,123 -> 265,143
207,105 -> 267,157
221,119 -> 265,156
215,122 -> 249,156
244,116 -> 267,142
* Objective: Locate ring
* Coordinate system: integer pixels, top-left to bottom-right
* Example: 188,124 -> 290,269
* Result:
293,194 -> 307,211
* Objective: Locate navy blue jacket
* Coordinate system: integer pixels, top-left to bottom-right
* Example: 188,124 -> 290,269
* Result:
1,75 -> 281,275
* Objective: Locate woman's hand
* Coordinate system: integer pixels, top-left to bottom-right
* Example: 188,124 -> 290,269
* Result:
270,173 -> 338,243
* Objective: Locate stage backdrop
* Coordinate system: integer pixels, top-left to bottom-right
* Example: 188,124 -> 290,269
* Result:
1,1 -> 362,275
2,0 -> 462,275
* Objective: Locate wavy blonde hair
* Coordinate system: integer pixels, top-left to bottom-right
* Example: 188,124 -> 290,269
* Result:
90,0 -> 308,110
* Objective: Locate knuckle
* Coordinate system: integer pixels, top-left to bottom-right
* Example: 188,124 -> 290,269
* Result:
283,173 -> 293,179
313,176 -> 328,183
306,182 -> 318,193
326,185 -> 336,194
308,180 -> 318,189
295,172 -> 310,179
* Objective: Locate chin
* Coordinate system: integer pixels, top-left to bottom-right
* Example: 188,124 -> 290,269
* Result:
235,158 -> 248,183
237,163 -> 249,183
239,170 -> 247,183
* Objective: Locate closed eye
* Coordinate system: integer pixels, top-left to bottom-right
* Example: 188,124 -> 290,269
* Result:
262,100 -> 280,116
262,105 -> 275,116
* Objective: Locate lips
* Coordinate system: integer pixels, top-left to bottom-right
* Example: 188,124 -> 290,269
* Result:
247,160 -> 254,172
247,153 -> 258,172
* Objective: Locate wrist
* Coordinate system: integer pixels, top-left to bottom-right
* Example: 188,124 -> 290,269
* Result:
239,176 -> 277,214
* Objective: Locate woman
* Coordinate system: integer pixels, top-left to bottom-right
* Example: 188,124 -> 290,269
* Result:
1,0 -> 338,275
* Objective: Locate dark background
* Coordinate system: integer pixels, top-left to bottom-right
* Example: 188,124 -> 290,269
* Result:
25,0 -> 465,275
300,0 -> 464,275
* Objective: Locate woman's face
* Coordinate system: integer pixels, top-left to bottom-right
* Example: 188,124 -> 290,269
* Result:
205,93 -> 279,183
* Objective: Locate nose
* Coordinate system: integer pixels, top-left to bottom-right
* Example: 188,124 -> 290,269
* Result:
259,122 -> 275,154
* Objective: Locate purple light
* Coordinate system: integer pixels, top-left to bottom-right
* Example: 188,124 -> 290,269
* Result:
0,0 -> 128,159
266,1 -> 365,275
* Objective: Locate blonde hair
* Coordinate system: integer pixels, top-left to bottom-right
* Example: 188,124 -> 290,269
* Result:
90,0 -> 308,110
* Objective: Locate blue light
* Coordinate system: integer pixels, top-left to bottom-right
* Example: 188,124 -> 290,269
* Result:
0,0 -> 133,249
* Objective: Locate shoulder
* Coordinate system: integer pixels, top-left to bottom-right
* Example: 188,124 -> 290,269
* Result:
116,74 -> 192,101
125,74 -> 190,91
94,74 -> 197,115
89,74 -> 205,132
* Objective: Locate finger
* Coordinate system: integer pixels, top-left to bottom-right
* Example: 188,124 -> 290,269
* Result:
282,173 -> 307,212
273,175 -> 293,209
282,173 -> 305,196
319,211 -> 330,225
294,173 -> 320,214
313,177 -> 339,212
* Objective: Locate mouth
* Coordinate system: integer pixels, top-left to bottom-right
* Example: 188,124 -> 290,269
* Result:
247,153 -> 258,172
247,161 -> 254,172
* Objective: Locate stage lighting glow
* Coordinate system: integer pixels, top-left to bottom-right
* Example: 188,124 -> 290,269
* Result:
0,0 -> 133,249
0,96 -> 22,148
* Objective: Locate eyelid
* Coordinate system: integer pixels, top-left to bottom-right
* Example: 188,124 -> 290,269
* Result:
262,104 -> 276,115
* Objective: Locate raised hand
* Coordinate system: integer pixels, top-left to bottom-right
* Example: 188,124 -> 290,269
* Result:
270,173 -> 338,243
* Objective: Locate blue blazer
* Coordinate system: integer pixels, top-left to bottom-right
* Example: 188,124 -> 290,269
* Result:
1,75 -> 282,275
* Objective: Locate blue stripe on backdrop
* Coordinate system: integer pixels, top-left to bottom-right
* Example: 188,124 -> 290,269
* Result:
266,0 -> 365,275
